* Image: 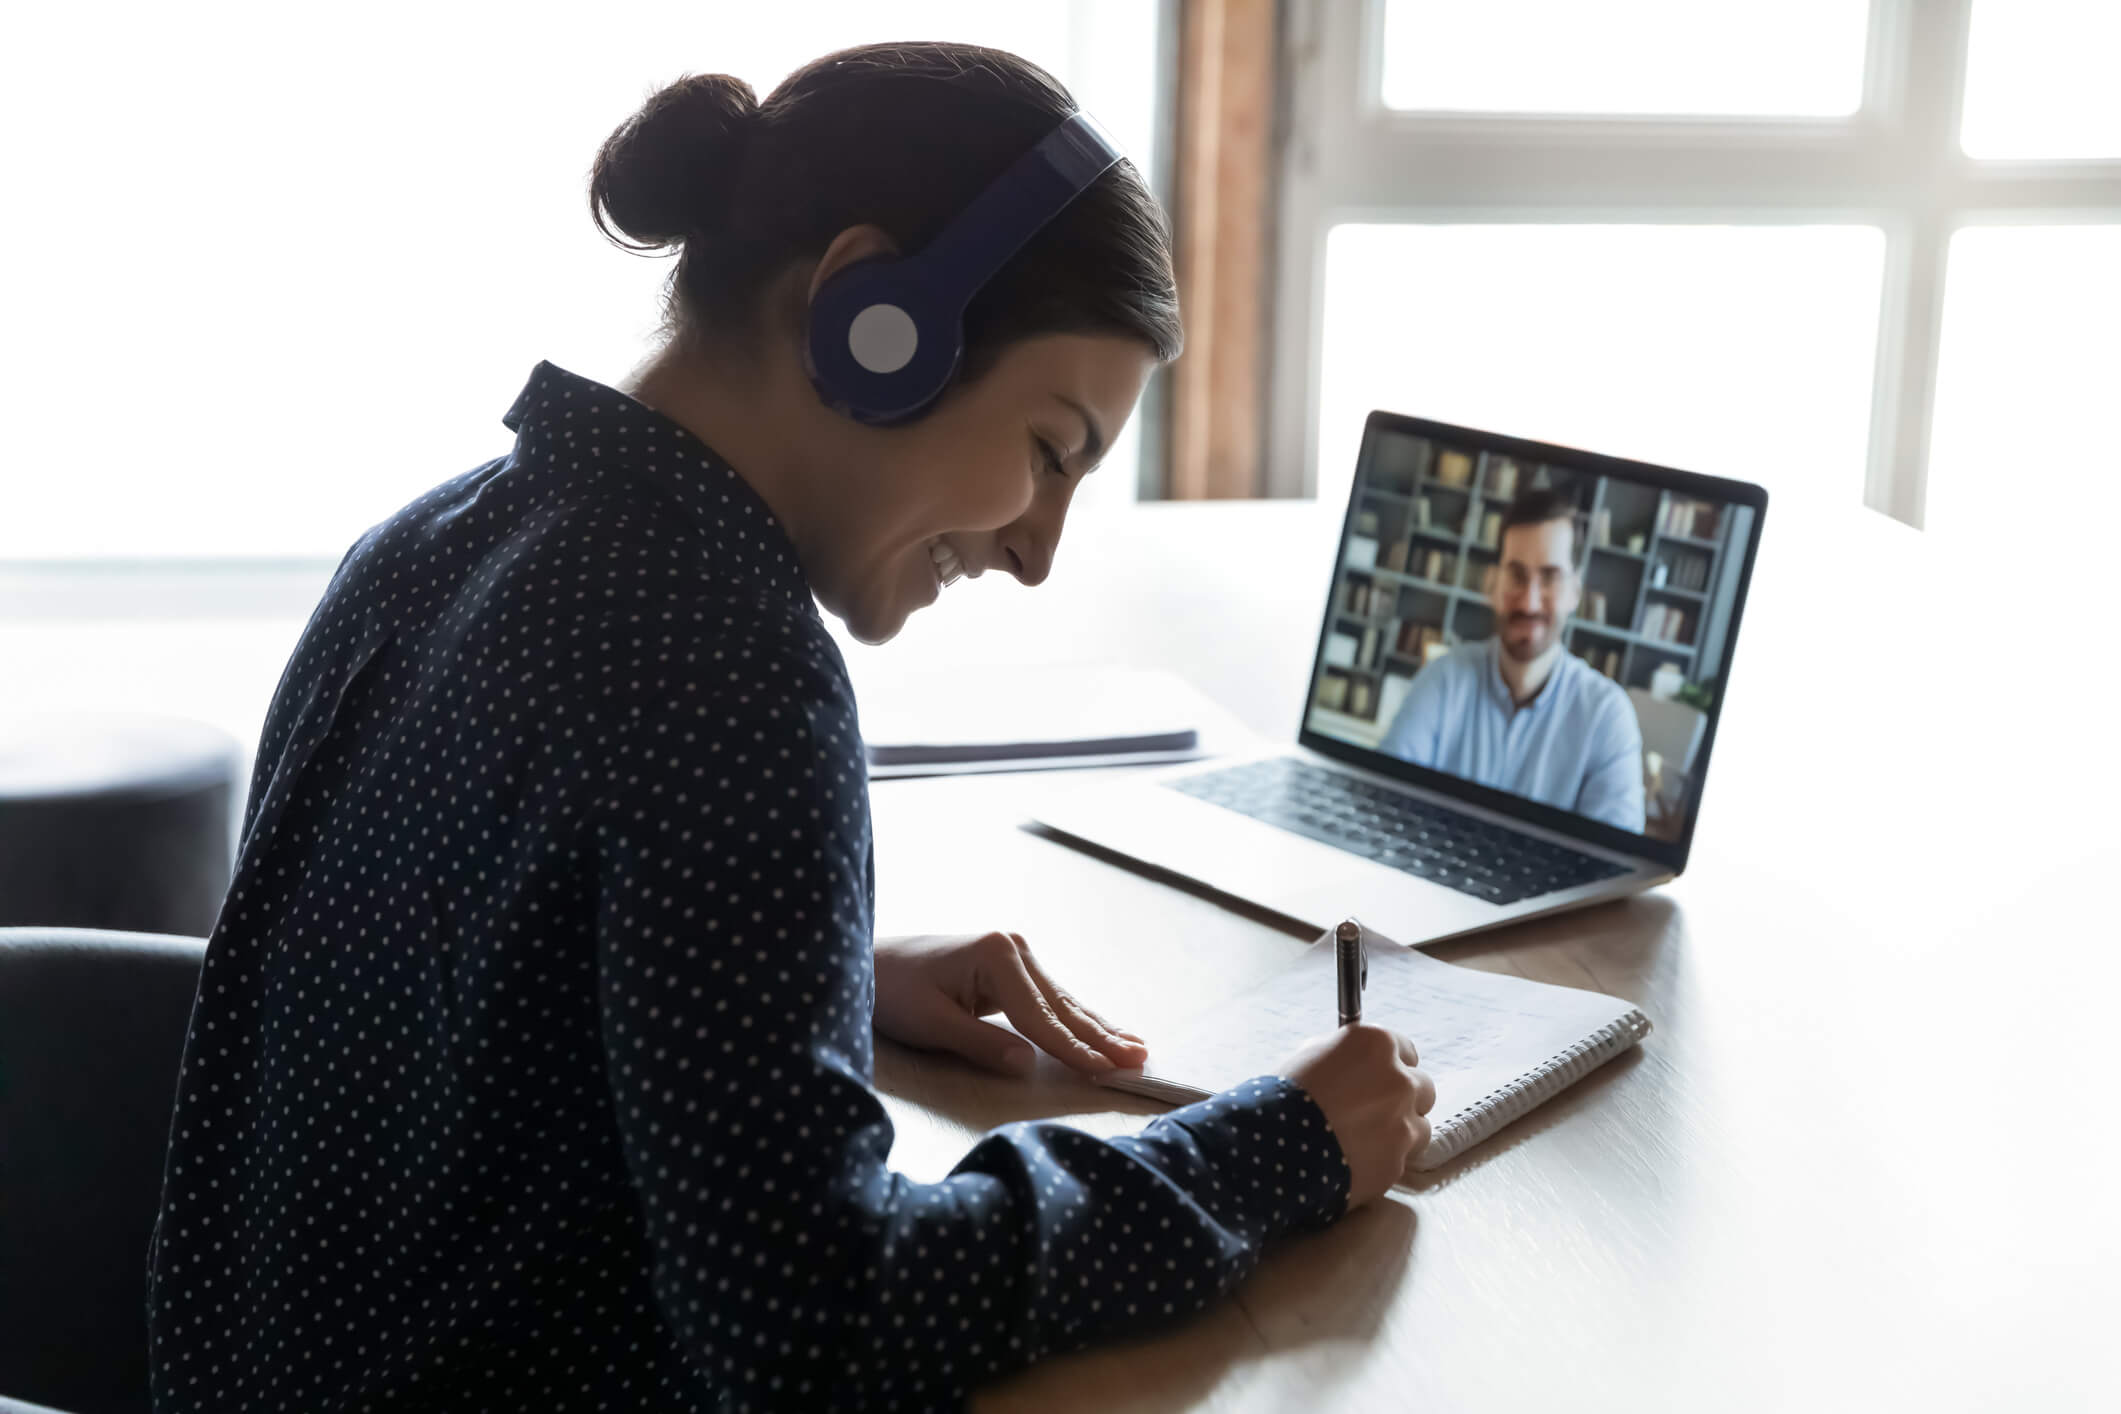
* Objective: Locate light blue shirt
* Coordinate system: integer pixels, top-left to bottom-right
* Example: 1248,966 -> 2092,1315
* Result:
1378,637 -> 1646,832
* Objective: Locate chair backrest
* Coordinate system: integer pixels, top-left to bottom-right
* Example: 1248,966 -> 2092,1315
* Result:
1625,687 -> 1710,776
0,928 -> 205,1414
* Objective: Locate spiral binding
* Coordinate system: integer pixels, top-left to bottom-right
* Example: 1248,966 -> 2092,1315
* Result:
1419,1009 -> 1652,1167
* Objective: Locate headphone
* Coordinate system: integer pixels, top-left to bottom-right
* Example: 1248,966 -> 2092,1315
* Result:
804,110 -> 1123,426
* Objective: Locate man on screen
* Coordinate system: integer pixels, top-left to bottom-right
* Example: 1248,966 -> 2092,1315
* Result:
1378,489 -> 1646,832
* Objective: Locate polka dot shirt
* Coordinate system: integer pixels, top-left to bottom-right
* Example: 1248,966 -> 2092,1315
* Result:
146,360 -> 1352,1412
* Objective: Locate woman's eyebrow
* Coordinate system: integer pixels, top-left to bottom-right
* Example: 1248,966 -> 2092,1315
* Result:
1052,393 -> 1105,464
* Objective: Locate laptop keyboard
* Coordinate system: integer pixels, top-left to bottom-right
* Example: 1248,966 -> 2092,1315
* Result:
1166,757 -> 1631,906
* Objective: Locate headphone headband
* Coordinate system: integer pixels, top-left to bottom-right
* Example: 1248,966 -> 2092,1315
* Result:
918,112 -> 1122,312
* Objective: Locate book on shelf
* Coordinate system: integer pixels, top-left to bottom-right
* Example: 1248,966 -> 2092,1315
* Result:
1481,510 -> 1502,547
1480,563 -> 1499,595
1317,673 -> 1349,712
1360,624 -> 1381,670
1657,497 -> 1721,541
1348,676 -> 1375,719
1355,508 -> 1381,538
1641,604 -> 1689,644
1435,450 -> 1474,488
1656,553 -> 1709,592
1585,590 -> 1607,623
1384,538 -> 1411,573
1591,506 -> 1612,548
1414,496 -> 1431,529
1602,650 -> 1621,679
1490,459 -> 1521,499
1346,577 -> 1391,618
1399,621 -> 1447,663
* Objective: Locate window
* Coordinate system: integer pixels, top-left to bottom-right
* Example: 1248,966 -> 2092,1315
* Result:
1317,224 -> 1885,506
1379,0 -> 1868,117
1274,0 -> 2121,526
5,0 -> 1167,563
1959,1 -> 2121,159
1926,224 -> 2121,547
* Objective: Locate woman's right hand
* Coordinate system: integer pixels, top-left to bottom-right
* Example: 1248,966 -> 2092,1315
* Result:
1277,1026 -> 1436,1212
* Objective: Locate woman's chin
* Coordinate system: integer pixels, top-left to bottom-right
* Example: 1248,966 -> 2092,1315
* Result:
844,596 -> 912,647
839,560 -> 936,646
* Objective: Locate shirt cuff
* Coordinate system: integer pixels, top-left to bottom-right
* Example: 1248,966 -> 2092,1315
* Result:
1139,1073 -> 1352,1245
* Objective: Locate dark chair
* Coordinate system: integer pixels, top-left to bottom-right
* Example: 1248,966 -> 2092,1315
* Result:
0,928 -> 206,1414
0,714 -> 240,938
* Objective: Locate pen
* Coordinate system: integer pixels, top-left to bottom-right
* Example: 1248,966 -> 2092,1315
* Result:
1335,916 -> 1366,1026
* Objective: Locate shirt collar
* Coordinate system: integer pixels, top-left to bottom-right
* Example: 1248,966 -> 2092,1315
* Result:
1481,637 -> 1513,712
501,359 -> 815,617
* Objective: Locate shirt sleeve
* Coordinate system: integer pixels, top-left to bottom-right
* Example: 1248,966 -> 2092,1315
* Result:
1574,688 -> 1647,832
585,681 -> 1351,1412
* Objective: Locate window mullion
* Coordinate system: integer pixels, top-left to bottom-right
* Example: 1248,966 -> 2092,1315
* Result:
1862,0 -> 1971,527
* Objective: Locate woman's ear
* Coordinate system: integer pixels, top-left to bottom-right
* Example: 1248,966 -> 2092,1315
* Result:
807,225 -> 902,302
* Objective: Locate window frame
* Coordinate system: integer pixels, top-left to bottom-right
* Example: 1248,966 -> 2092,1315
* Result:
1266,0 -> 2121,524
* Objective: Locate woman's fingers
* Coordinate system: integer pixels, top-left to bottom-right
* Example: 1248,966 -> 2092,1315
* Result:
1010,934 -> 1147,1064
986,936 -> 1122,1073
911,990 -> 1039,1076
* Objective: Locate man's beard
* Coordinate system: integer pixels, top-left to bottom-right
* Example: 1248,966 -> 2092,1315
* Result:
1502,615 -> 1550,662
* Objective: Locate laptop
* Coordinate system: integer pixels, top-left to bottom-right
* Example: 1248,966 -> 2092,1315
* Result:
1030,410 -> 1768,946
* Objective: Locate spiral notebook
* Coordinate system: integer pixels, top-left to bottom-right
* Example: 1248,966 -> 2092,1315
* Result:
1094,927 -> 1650,1171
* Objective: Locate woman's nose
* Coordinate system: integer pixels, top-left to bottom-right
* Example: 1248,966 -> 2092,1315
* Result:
996,532 -> 1054,587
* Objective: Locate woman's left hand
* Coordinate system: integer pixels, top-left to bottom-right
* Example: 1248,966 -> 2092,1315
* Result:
872,932 -> 1148,1077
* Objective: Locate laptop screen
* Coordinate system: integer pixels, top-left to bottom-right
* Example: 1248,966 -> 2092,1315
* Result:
1301,414 -> 1765,853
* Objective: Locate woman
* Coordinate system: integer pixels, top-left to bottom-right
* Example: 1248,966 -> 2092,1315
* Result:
147,42 -> 1432,1413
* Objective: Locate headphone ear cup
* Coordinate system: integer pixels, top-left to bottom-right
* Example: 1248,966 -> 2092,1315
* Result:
806,258 -> 965,426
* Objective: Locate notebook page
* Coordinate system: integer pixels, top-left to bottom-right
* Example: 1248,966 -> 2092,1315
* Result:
1097,929 -> 1647,1163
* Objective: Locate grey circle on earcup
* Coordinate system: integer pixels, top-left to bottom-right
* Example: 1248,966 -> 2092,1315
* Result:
848,303 -> 920,375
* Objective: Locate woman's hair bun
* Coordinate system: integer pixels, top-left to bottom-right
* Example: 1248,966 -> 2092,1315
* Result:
590,72 -> 760,250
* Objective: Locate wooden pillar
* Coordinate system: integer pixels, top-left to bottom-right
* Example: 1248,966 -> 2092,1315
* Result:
1168,0 -> 1279,499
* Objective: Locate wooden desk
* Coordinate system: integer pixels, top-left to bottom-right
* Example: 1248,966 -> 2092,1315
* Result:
858,495 -> 2120,1412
